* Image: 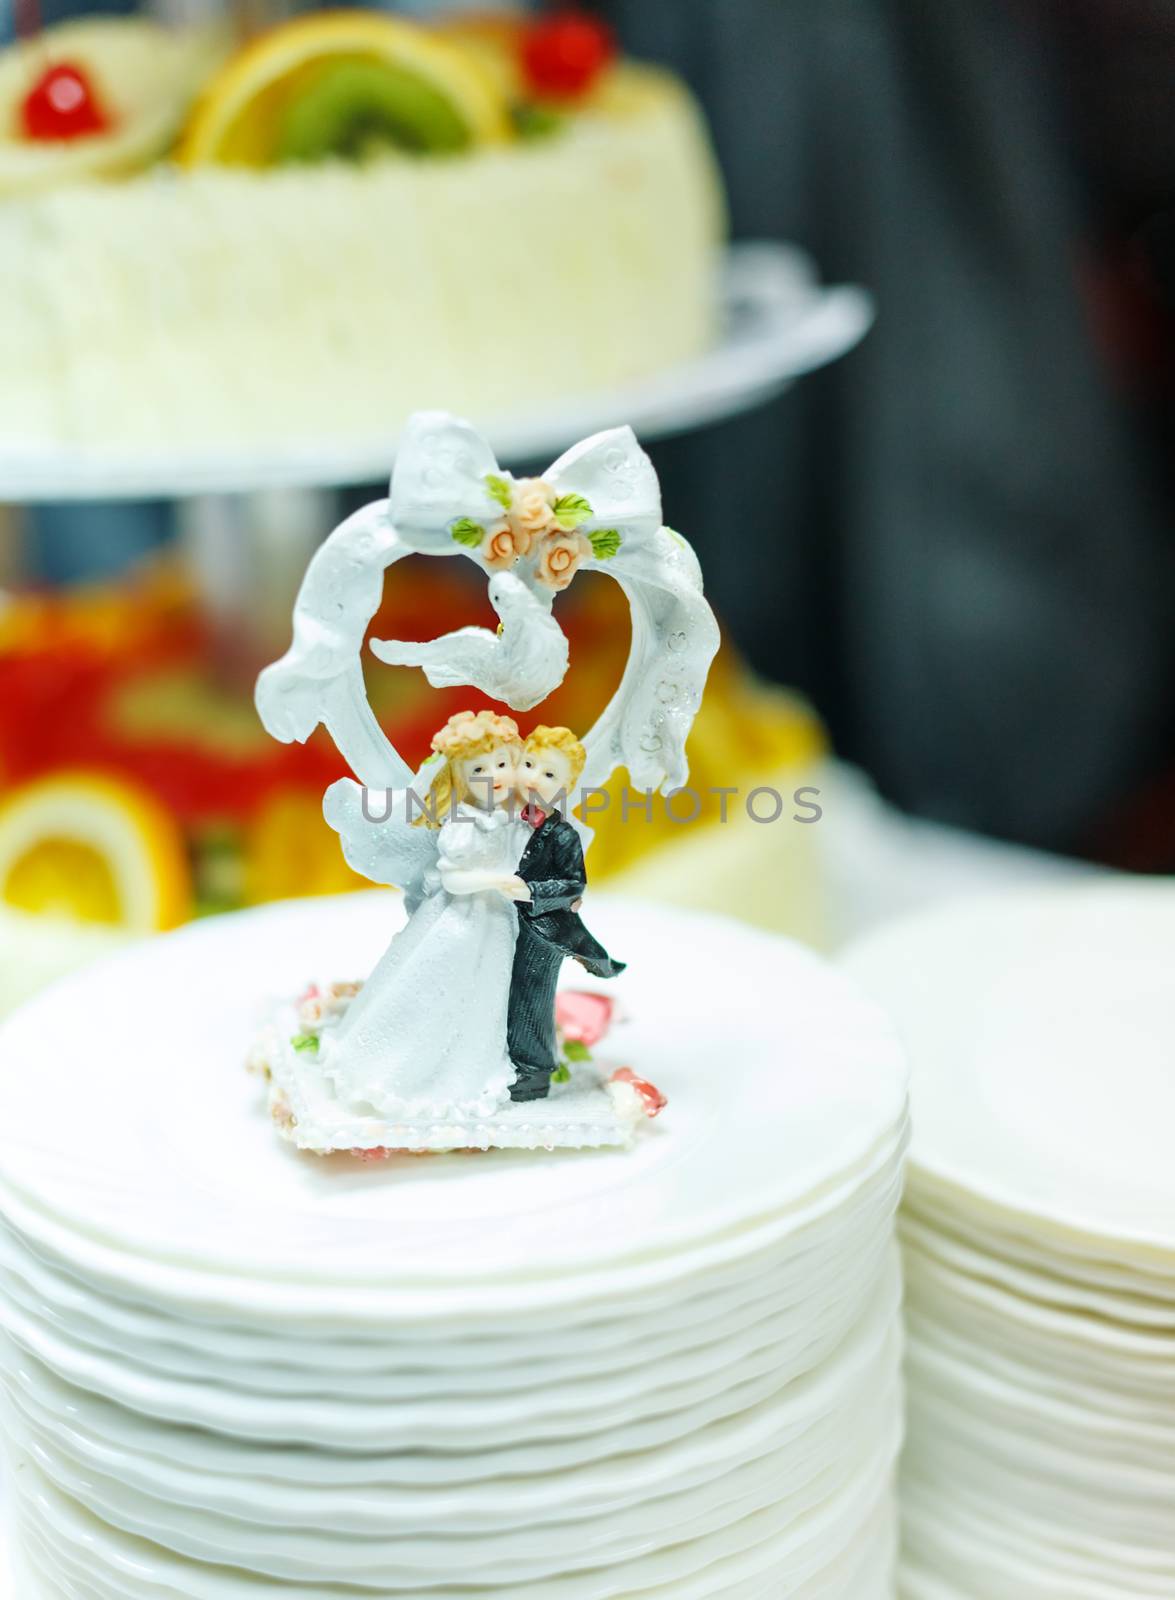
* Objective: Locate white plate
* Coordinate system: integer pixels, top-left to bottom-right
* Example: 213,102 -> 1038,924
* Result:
9,1436 -> 898,1600
0,1151 -> 903,1349
0,1129 -> 905,1331
906,1390 -> 1175,1552
0,896 -> 908,1307
903,1181 -> 1175,1304
903,1241 -> 1175,1362
9,1381 -> 898,1587
2,1313 -> 897,1538
844,882 -> 1175,1255
907,1278 -> 1175,1403
0,1133 -> 905,1337
906,1322 -> 1175,1466
1,1293 -> 898,1505
0,1286 -> 853,1450
0,1233 -> 882,1405
899,1565 -> 969,1600
902,1483 -> 1173,1600
1,1312 -> 895,1491
906,1313 -> 1175,1470
899,1215 -> 1175,1330
0,1186 -> 897,1389
11,1506 -> 894,1600
0,243 -> 871,503
0,1162 -> 904,1437
0,1254 -> 894,1450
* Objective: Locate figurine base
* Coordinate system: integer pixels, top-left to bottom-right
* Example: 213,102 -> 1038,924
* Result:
249,1008 -> 651,1157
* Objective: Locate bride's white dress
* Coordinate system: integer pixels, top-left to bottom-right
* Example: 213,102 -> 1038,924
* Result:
322,804 -> 529,1122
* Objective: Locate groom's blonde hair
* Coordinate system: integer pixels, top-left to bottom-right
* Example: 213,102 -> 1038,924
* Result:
420,709 -> 521,825
525,726 -> 586,785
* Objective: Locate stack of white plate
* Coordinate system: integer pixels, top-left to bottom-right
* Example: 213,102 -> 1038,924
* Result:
844,882 -> 1175,1600
0,894 -> 908,1599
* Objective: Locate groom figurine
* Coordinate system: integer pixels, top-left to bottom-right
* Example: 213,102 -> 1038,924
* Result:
507,727 -> 624,1102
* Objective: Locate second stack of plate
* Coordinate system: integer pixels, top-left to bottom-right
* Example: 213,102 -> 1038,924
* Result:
0,894 -> 909,1598
845,882 -> 1175,1600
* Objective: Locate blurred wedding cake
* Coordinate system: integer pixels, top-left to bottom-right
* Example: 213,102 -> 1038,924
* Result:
0,10 -> 724,452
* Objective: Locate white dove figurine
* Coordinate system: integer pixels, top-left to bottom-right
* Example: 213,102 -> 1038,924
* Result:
370,572 -> 570,713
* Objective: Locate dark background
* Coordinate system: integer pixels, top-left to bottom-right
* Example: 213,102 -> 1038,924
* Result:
604,0 -> 1175,864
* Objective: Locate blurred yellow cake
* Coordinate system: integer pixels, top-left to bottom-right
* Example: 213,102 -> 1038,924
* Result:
0,11 -> 725,452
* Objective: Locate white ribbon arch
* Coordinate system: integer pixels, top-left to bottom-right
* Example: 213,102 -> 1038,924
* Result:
256,411 -> 720,823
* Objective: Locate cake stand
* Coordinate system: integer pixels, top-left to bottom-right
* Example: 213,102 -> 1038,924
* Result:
0,242 -> 870,503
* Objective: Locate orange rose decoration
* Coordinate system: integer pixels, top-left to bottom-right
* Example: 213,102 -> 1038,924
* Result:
483,520 -> 531,570
536,531 -> 589,591
511,479 -> 557,538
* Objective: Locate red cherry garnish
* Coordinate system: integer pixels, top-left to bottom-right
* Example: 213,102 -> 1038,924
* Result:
20,61 -> 112,143
521,10 -> 616,100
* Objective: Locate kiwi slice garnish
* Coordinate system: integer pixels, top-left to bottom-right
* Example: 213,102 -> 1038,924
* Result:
275,57 -> 471,163
512,103 -> 564,141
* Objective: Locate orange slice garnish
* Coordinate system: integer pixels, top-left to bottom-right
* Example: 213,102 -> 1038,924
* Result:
0,773 -> 192,932
178,10 -> 510,168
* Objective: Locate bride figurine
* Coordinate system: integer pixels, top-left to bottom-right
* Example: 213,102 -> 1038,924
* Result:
321,711 -> 531,1123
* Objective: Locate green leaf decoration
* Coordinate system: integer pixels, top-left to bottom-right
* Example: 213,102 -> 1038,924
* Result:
485,473 -> 513,510
450,518 -> 486,549
588,528 -> 622,560
563,1038 -> 593,1063
552,492 -> 593,530
291,1032 -> 319,1054
552,1062 -> 572,1084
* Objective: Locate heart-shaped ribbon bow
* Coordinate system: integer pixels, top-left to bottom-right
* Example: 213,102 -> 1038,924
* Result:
389,411 -> 663,589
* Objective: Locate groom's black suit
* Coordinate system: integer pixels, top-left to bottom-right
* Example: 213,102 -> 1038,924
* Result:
507,810 -> 624,1102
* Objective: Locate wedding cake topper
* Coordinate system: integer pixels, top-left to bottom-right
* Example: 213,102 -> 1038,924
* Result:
251,411 -> 718,1155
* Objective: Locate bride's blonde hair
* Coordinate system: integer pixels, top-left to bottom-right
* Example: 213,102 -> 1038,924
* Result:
420,709 -> 521,826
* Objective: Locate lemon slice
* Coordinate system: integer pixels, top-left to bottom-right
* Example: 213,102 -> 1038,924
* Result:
0,18 -> 228,196
179,11 -> 511,168
0,773 -> 191,933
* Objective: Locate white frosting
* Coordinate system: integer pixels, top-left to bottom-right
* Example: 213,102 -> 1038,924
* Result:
0,69 -> 722,454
